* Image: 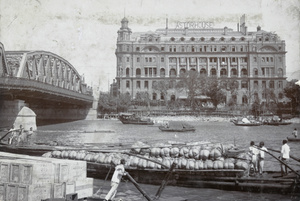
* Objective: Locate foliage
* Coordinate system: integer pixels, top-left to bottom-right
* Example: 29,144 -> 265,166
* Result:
284,79 -> 300,114
97,92 -> 131,114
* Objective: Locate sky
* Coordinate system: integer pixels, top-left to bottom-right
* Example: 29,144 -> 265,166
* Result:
0,0 -> 299,92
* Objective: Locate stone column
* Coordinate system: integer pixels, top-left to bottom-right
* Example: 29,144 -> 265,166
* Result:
237,57 -> 241,77
166,56 -> 170,77
227,57 -> 231,77
196,57 -> 200,73
176,57 -> 180,77
217,57 -> 220,77
207,57 -> 210,76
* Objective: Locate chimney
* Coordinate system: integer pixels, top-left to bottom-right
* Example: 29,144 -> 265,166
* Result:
224,26 -> 228,35
237,23 -> 239,32
245,26 -> 248,35
257,25 -> 261,31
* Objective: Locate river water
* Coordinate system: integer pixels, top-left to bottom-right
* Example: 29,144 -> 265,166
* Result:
35,119 -> 300,201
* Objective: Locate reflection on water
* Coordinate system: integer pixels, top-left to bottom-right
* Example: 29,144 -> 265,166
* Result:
36,119 -> 299,200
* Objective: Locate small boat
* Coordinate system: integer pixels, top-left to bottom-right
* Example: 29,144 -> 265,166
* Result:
118,113 -> 154,125
263,121 -> 292,126
233,121 -> 262,126
287,137 -> 300,142
159,121 -> 196,132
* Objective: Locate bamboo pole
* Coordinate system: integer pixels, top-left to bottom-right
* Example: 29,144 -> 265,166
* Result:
125,172 -> 152,201
154,162 -> 177,200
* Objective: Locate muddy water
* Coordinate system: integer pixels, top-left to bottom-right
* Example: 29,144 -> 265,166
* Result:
36,119 -> 300,201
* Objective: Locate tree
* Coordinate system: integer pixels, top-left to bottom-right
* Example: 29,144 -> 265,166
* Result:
135,92 -> 151,109
152,80 -> 170,107
284,79 -> 300,114
200,76 -> 226,109
176,70 -> 202,110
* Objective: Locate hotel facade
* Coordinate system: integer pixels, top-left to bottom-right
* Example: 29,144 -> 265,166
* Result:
115,15 -> 287,105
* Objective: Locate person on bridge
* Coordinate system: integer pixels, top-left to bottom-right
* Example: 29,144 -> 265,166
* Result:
104,159 -> 126,201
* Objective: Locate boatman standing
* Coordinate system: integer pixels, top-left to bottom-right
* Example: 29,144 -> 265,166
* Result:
280,140 -> 290,176
292,128 -> 298,138
258,141 -> 268,175
104,159 -> 126,201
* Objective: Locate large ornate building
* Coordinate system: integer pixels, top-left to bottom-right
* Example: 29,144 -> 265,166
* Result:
115,15 -> 287,105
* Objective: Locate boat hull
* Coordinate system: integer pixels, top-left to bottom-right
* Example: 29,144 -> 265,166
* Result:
233,122 -> 262,126
158,126 -> 196,132
287,137 -> 300,142
87,162 -> 297,194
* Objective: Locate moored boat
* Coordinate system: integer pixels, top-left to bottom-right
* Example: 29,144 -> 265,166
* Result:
159,121 -> 196,132
287,137 -> 300,142
263,121 -> 292,126
118,113 -> 154,125
233,121 -> 262,126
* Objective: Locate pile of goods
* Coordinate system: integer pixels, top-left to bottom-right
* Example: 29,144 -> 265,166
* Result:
43,141 -> 251,171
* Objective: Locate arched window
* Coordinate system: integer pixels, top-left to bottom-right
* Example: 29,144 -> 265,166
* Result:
220,68 -> 227,77
200,68 -> 207,76
136,68 -> 141,76
190,68 -> 196,72
190,37 -> 195,41
254,92 -> 259,102
253,68 -> 258,76
126,68 -> 130,77
231,95 -> 237,104
210,37 -> 215,41
200,37 -> 205,41
180,37 -> 185,41
240,37 -> 245,41
278,68 -> 283,77
160,93 -> 165,100
231,37 -> 236,41
169,69 -> 177,77
160,68 -> 165,77
210,68 -> 217,76
220,37 -> 225,41
241,69 -> 248,77
170,37 -> 175,41
231,68 -> 237,76
179,69 -> 186,75
242,95 -> 248,104
278,92 -> 283,99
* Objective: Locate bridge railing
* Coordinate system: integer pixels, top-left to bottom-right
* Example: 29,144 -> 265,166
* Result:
0,77 -> 93,103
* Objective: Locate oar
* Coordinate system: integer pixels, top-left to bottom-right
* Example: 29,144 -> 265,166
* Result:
254,145 -> 300,177
267,147 -> 300,163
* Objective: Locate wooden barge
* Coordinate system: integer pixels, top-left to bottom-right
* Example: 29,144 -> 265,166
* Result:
0,143 -> 299,196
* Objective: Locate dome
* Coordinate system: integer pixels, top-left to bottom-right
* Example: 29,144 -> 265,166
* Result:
121,17 -> 129,23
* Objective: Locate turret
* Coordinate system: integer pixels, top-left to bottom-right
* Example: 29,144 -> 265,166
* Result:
117,17 -> 132,41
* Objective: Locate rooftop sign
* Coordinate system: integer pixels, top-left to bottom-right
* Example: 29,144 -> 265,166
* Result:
175,21 -> 214,29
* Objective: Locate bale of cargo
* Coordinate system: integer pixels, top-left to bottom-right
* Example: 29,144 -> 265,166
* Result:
199,149 -> 210,160
137,158 -> 148,169
190,147 -> 200,159
209,148 -> 222,160
84,153 -> 94,162
160,147 -> 170,157
178,157 -> 187,169
155,157 -> 163,169
95,153 -> 105,163
147,158 -> 156,169
42,152 -> 52,158
170,147 -> 180,158
140,148 -> 151,155
198,160 -> 204,170
69,150 -> 77,159
131,141 -> 149,154
223,158 -> 235,169
162,157 -> 171,169
179,147 -> 189,158
205,160 -> 214,169
130,156 -> 139,167
61,150 -> 69,158
104,154 -> 113,164
186,159 -> 195,170
150,147 -> 161,158
235,161 -> 249,170
213,160 -> 224,169
237,152 -> 252,161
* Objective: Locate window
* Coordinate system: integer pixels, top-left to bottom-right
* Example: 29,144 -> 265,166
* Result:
270,57 -> 273,62
232,46 -> 236,52
126,80 -> 130,88
231,37 -> 236,41
220,37 -> 225,41
190,37 -> 195,41
152,93 -> 157,100
262,81 -> 266,89
254,68 -> 258,76
200,37 -> 205,41
137,57 -> 140,62
253,57 -> 257,62
161,47 -> 165,51
241,81 -> 248,89
145,58 -> 148,62
221,46 -> 226,52
269,81 -> 274,88
136,69 -> 141,76
126,46 -> 129,51
278,92 -> 283,99
136,81 -> 141,88
144,81 -> 148,89
161,93 -> 164,100
161,57 -> 164,62
181,46 -> 185,52
254,81 -> 258,89
278,81 -> 283,89
174,47 -> 176,52
242,95 -> 248,104
149,58 -> 152,62
180,37 -> 185,41
126,57 -> 130,62
149,48 -> 152,51
266,57 -> 269,62
136,47 -> 140,51
192,46 -> 195,52
171,37 -> 175,41
211,37 -> 215,41
126,68 -> 130,76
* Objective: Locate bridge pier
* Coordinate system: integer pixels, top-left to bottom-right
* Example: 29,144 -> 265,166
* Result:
0,100 -> 26,129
